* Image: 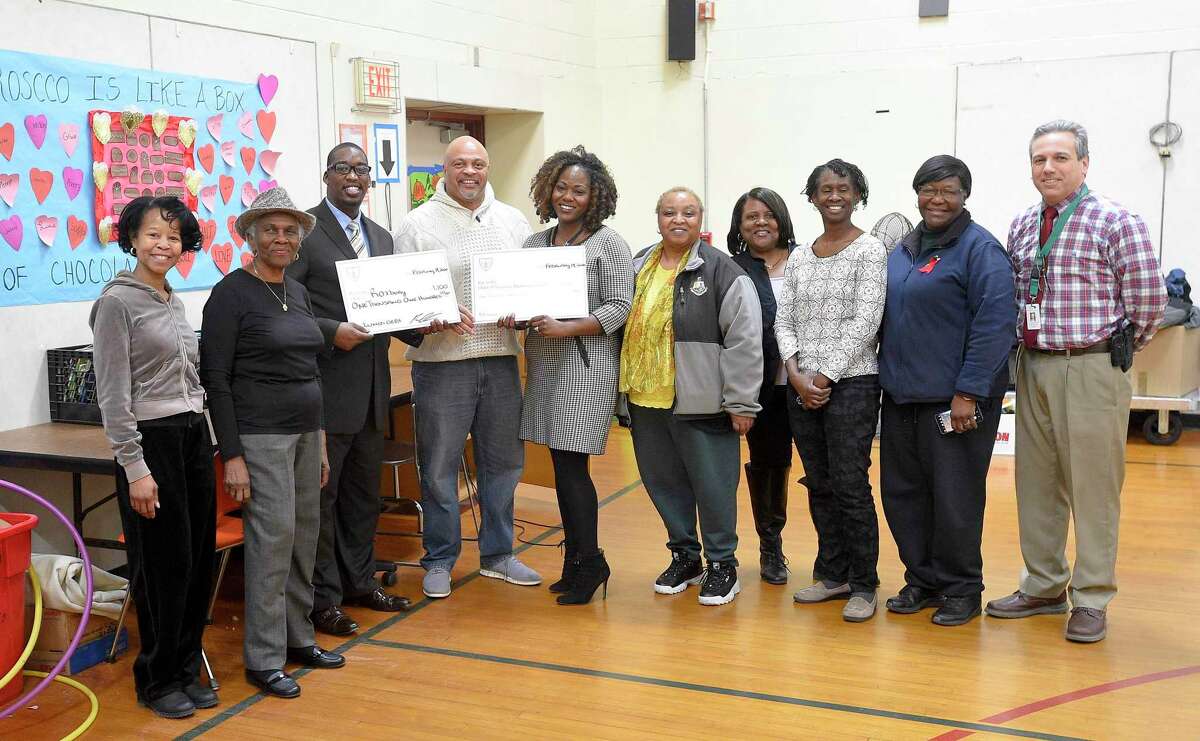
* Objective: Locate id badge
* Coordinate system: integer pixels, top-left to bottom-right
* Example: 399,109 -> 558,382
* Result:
1024,303 -> 1042,331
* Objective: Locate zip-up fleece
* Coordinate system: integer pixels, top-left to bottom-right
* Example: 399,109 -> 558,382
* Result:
89,271 -> 205,481
620,240 -> 763,418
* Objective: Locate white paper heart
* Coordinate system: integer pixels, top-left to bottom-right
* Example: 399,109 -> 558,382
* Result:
207,114 -> 223,140
220,141 -> 235,168
177,119 -> 197,148
92,112 -> 112,145
184,168 -> 204,196
152,109 -> 169,139
35,215 -> 58,247
98,216 -> 114,244
92,162 -> 109,190
238,111 -> 255,139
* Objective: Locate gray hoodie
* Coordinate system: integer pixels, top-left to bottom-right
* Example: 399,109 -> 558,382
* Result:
89,271 -> 205,481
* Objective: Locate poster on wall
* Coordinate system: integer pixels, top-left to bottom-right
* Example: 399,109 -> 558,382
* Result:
0,47 -> 286,307
408,165 -> 442,210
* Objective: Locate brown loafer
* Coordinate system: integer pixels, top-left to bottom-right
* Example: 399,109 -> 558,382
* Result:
1066,607 -> 1107,643
311,605 -> 358,636
344,587 -> 413,612
985,590 -> 1068,618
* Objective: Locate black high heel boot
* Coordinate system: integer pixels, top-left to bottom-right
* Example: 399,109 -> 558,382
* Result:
549,545 -> 578,593
557,551 -> 610,605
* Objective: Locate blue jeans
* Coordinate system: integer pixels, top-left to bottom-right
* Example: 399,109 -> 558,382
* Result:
412,356 -> 524,570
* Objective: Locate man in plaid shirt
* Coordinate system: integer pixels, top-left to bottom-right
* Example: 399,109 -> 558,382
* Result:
985,120 -> 1166,643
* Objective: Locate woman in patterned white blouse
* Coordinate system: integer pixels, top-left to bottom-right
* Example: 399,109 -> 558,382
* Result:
775,159 -> 887,623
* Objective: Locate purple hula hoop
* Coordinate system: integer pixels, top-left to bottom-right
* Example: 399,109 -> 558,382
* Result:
0,478 -> 94,719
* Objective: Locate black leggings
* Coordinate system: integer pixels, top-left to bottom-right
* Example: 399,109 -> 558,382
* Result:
550,448 -> 599,557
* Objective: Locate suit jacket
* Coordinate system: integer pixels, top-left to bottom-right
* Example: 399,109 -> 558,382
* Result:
287,201 -> 422,435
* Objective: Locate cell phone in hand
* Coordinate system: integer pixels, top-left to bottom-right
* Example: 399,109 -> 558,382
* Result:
935,408 -> 985,435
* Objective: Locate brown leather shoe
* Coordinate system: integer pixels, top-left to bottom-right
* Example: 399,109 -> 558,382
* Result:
1066,607 -> 1107,643
985,590 -> 1068,618
311,605 -> 358,636
344,587 -> 413,612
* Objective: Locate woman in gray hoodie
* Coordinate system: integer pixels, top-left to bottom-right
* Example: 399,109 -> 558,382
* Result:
90,196 -> 215,720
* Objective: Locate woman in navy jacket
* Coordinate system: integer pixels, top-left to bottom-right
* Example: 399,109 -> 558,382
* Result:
877,155 -> 1016,627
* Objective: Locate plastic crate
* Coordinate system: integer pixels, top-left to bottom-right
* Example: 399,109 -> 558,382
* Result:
47,345 -> 102,425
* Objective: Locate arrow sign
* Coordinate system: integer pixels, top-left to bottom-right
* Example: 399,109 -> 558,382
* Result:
373,123 -> 401,183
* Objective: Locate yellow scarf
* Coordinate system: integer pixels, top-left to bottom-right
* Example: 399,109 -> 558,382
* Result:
620,243 -> 687,394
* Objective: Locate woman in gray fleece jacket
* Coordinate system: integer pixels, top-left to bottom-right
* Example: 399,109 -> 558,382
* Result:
89,196 -> 216,720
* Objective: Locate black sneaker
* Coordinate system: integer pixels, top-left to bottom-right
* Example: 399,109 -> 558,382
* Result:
654,551 -> 704,594
698,560 -> 741,606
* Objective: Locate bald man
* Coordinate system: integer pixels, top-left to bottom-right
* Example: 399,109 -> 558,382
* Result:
392,137 -> 540,599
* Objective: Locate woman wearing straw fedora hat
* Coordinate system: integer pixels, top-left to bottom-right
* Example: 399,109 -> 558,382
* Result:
200,187 -> 342,699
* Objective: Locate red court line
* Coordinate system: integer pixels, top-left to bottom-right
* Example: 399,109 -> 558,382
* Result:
928,665 -> 1200,741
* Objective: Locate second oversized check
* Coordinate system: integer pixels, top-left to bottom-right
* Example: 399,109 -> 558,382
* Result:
471,246 -> 589,322
336,250 -> 461,333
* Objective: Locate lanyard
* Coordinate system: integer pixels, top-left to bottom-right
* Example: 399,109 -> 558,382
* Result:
1029,184 -> 1088,301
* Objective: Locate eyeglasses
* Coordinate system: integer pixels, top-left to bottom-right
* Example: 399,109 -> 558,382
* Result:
917,186 -> 963,199
329,162 -> 371,176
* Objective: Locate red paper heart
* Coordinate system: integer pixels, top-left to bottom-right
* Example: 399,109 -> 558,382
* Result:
196,143 -> 215,174
174,249 -> 196,280
211,242 -> 234,275
240,251 -> 253,269
218,175 -> 234,204
198,219 -> 217,252
227,216 -> 244,247
256,110 -> 277,144
0,123 -> 14,161
240,146 -> 256,175
67,215 -> 88,249
29,167 -> 53,204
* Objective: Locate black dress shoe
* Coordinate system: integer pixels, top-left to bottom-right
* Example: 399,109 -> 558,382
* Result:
311,605 -> 358,636
932,595 -> 982,626
182,682 -> 219,709
885,585 -> 946,614
286,645 -> 346,669
245,669 -> 301,698
139,690 -> 196,719
344,587 -> 412,612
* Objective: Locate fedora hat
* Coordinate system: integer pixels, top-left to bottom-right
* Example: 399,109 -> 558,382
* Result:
234,187 -> 317,239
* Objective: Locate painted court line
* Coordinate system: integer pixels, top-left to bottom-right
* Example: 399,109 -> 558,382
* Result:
361,637 -> 1085,741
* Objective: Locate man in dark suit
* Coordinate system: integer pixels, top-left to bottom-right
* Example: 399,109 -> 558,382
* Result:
288,142 -> 420,635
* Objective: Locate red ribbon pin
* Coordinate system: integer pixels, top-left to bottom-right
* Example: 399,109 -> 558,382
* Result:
918,255 -> 941,274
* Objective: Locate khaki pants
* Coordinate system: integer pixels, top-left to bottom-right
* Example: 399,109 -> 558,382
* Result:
1014,348 -> 1131,610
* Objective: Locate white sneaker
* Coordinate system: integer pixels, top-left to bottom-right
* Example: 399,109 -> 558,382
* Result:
480,555 -> 542,586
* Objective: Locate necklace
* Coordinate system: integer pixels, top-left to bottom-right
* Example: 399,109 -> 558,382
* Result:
249,261 -> 288,311
552,224 -> 589,246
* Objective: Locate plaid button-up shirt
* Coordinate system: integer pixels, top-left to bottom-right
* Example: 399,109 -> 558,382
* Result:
1007,184 -> 1166,350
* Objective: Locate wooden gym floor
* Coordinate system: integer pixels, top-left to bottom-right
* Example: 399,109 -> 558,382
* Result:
6,426 -> 1199,740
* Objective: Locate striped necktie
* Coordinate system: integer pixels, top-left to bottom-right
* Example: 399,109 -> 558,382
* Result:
348,220 -> 366,258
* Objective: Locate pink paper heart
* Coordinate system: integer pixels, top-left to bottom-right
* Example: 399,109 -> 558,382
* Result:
58,123 -> 80,157
207,114 -> 223,140
0,173 -> 17,207
220,141 -> 235,168
35,215 -> 57,247
240,251 -> 253,269
0,215 -> 22,251
241,182 -> 259,207
238,111 -> 255,139
258,150 -> 281,176
258,179 -> 277,192
62,167 -> 84,200
200,185 -> 217,213
258,74 -> 279,107
24,114 -> 48,149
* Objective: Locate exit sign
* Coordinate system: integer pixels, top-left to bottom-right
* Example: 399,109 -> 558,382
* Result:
353,58 -> 401,112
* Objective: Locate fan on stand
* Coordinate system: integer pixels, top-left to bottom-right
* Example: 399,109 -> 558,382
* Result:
871,212 -> 914,253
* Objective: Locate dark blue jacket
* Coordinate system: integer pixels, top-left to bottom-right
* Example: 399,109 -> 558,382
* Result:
878,210 -> 1015,404
731,245 -> 794,401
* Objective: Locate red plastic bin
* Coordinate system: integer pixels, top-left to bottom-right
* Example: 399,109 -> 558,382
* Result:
0,512 -> 39,706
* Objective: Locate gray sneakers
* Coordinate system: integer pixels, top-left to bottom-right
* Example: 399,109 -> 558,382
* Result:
842,592 -> 877,622
793,581 -> 851,604
480,555 -> 542,586
423,568 -> 452,599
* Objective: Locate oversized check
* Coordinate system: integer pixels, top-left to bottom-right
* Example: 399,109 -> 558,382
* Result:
336,251 -> 460,333
471,247 -> 588,322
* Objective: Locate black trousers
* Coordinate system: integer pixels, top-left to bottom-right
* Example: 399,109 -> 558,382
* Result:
313,419 -> 384,611
551,448 -> 599,558
745,384 -> 794,468
786,375 -> 881,593
879,393 -> 1002,597
115,412 -> 215,701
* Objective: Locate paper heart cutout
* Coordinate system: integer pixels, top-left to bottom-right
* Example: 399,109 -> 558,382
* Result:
92,162 -> 109,191
196,143 -> 215,173
0,215 -> 22,251
174,249 -> 196,280
258,150 -> 281,176
258,179 -> 277,193
120,108 -> 143,137
240,251 -> 253,269
198,219 -> 216,252
241,182 -> 259,207
258,74 -> 279,107
98,216 -> 114,244
212,242 -> 234,275
184,168 -> 204,196
92,112 -> 112,145
240,147 -> 256,175
227,216 -> 244,247
35,215 -> 57,247
0,123 -> 14,161
206,114 -> 222,140
58,123 -> 80,157
0,173 -> 18,207
220,141 -> 235,168
24,114 -> 48,149
200,185 -> 217,213
63,167 -> 84,201
177,119 -> 197,148
256,110 -> 277,144
218,175 -> 234,204
67,215 -> 87,249
151,109 -> 169,139
238,112 -> 255,139
29,168 -> 53,205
